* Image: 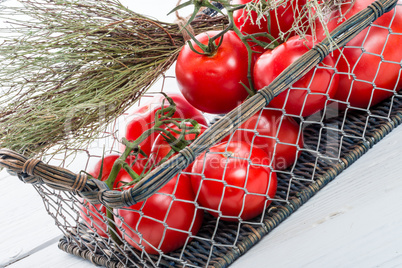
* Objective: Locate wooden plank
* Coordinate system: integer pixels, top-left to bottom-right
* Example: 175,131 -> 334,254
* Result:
0,174 -> 63,267
5,240 -> 95,268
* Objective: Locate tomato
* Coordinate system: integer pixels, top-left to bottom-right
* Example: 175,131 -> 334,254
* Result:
223,109 -> 303,170
315,0 -> 402,109
115,174 -> 203,254
150,124 -> 207,170
191,141 -> 277,221
80,155 -> 142,238
121,94 -> 207,155
80,200 -> 110,238
87,155 -> 142,183
176,30 -> 250,114
232,0 -> 307,42
253,35 -> 339,117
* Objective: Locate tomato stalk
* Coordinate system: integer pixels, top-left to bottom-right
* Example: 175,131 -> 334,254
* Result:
105,96 -> 177,188
172,1 -> 280,97
172,1 -> 231,56
226,8 -> 256,95
155,122 -> 203,166
245,32 -> 280,48
106,210 -> 123,245
91,154 -> 124,244
168,0 -> 225,29
184,23 -> 230,56
228,3 -> 281,95
98,95 -> 201,244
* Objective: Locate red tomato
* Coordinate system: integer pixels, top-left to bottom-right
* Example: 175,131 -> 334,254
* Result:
176,30 -> 250,114
80,155 -> 141,238
115,174 -> 203,254
191,141 -> 277,221
150,124 -> 207,170
253,35 -> 339,117
121,94 -> 207,155
315,0 -> 402,109
80,200 -> 111,238
232,0 -> 307,41
252,44 -> 268,61
223,109 -> 303,170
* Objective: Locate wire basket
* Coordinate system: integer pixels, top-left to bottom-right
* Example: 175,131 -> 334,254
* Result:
1,0 -> 402,267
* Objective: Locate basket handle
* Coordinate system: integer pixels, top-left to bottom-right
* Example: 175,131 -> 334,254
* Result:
0,0 -> 398,208
0,148 -> 91,192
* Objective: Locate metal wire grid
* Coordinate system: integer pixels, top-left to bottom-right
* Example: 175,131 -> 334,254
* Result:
27,3 -> 402,267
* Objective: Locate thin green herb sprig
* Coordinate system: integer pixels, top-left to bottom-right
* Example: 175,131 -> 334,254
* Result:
0,0 -> 226,157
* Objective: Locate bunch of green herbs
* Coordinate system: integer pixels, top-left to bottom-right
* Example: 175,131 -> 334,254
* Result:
0,0 -> 225,157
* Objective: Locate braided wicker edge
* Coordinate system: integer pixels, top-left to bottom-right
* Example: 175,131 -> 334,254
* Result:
57,110 -> 402,267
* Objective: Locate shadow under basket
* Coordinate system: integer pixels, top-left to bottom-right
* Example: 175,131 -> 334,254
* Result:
51,92 -> 402,268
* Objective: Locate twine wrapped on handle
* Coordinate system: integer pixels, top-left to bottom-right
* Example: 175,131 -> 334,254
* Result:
0,148 -> 88,192
0,0 -> 398,208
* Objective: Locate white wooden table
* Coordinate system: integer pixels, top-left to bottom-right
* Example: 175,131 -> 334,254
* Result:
2,1 -> 402,267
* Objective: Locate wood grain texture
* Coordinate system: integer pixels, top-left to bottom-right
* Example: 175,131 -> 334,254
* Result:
5,241 -> 94,268
0,175 -> 62,267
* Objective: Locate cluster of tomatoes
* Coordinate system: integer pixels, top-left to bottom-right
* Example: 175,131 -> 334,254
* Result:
80,92 -> 294,254
177,0 -> 402,114
80,0 -> 402,255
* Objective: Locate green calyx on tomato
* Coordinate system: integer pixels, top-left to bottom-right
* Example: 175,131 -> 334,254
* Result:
185,30 -> 226,56
176,30 -> 252,114
121,93 -> 207,156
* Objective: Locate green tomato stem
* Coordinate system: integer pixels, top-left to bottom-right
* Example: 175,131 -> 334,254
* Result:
226,8 -> 256,95
106,209 -> 122,245
91,94 -> 201,245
